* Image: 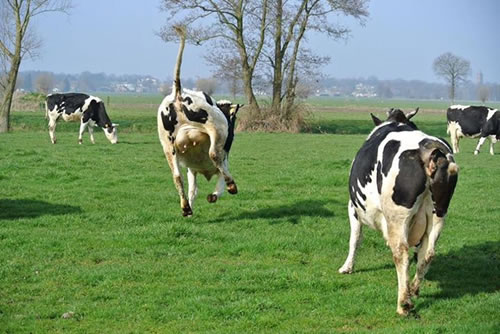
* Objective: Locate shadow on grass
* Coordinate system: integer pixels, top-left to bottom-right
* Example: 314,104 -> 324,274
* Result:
418,241 -> 499,310
0,199 -> 82,220
210,199 -> 336,224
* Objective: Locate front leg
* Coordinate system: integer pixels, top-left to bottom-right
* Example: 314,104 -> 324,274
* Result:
88,125 -> 96,144
187,168 -> 198,209
207,173 -> 225,203
78,121 -> 89,144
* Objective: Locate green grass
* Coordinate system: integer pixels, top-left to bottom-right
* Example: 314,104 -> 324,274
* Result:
0,102 -> 499,333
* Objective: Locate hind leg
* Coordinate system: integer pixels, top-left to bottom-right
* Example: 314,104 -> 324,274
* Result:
187,168 -> 198,209
474,137 -> 487,155
411,214 -> 444,297
339,201 -> 363,274
207,129 -> 237,194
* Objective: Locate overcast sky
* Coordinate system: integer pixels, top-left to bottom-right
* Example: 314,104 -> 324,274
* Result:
20,0 -> 500,84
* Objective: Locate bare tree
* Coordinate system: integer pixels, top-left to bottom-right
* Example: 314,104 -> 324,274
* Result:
267,0 -> 368,115
35,72 -> 54,94
433,52 -> 470,102
0,0 -> 72,133
159,0 -> 268,112
478,85 -> 489,104
195,77 -> 218,96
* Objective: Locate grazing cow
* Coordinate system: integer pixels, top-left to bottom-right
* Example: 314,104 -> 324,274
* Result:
447,105 -> 500,155
338,108 -> 458,315
157,26 -> 240,217
45,93 -> 118,144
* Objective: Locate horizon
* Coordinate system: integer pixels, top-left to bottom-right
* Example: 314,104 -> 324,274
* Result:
19,0 -> 500,84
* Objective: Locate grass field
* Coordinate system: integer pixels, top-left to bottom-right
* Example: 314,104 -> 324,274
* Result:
1,97 -> 499,333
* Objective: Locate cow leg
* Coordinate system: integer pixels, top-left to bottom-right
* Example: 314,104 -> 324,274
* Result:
207,173 -> 225,203
387,222 -> 412,316
78,122 -> 89,144
489,136 -> 496,155
207,130 -> 237,194
164,147 -> 192,217
474,137 -> 487,155
339,201 -> 362,274
411,213 -> 444,297
48,118 -> 57,144
450,130 -> 459,154
187,168 -> 198,209
88,125 -> 96,144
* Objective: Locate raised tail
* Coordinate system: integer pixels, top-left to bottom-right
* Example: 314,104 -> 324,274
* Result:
172,25 -> 186,102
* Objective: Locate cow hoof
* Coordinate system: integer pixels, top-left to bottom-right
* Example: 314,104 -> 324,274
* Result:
182,206 -> 193,217
227,182 -> 238,194
338,266 -> 353,274
207,194 -> 218,203
397,301 -> 414,316
78,140 -> 83,145
474,150 -> 479,155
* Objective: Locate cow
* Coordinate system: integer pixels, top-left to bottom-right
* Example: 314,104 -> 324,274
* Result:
447,105 -> 500,155
338,108 -> 459,316
157,26 -> 240,217
45,93 -> 118,144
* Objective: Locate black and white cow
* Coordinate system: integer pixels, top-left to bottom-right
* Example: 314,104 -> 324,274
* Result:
45,93 -> 118,144
158,26 -> 240,217
339,108 -> 458,315
447,105 -> 499,155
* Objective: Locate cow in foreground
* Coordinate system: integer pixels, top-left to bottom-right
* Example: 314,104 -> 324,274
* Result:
45,93 -> 118,144
339,108 -> 458,315
158,26 -> 240,217
447,105 -> 499,155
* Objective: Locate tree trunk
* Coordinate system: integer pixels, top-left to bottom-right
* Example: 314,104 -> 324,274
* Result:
271,0 -> 283,113
0,57 -> 21,133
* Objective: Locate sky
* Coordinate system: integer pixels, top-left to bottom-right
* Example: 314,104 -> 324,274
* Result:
20,0 -> 500,84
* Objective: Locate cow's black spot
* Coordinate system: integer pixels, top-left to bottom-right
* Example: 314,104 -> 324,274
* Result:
392,150 -> 426,209
183,96 -> 193,105
161,104 -> 178,134
203,92 -> 213,106
382,140 -> 400,176
182,105 -> 208,124
376,161 -> 382,194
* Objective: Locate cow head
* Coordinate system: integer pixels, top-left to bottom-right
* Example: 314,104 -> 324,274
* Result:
217,100 -> 242,153
103,123 -> 119,144
371,107 -> 419,129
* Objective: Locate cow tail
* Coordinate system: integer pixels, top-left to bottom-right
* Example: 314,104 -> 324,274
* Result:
44,100 -> 48,120
172,25 -> 186,103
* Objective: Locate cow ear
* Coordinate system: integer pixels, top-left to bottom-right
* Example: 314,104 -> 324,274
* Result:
406,107 -> 419,120
371,113 -> 382,126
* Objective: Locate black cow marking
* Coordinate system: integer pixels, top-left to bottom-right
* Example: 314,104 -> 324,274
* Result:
376,161 -> 383,194
182,105 -> 208,124
203,92 -> 213,106
161,104 -> 178,134
183,96 -> 193,105
382,140 -> 401,176
392,150 -> 426,209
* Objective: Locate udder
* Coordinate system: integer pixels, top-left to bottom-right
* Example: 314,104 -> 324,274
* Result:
175,128 -> 217,177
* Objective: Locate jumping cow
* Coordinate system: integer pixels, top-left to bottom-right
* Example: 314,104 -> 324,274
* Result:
339,108 -> 458,315
158,26 -> 240,217
45,93 -> 118,144
447,105 -> 499,155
